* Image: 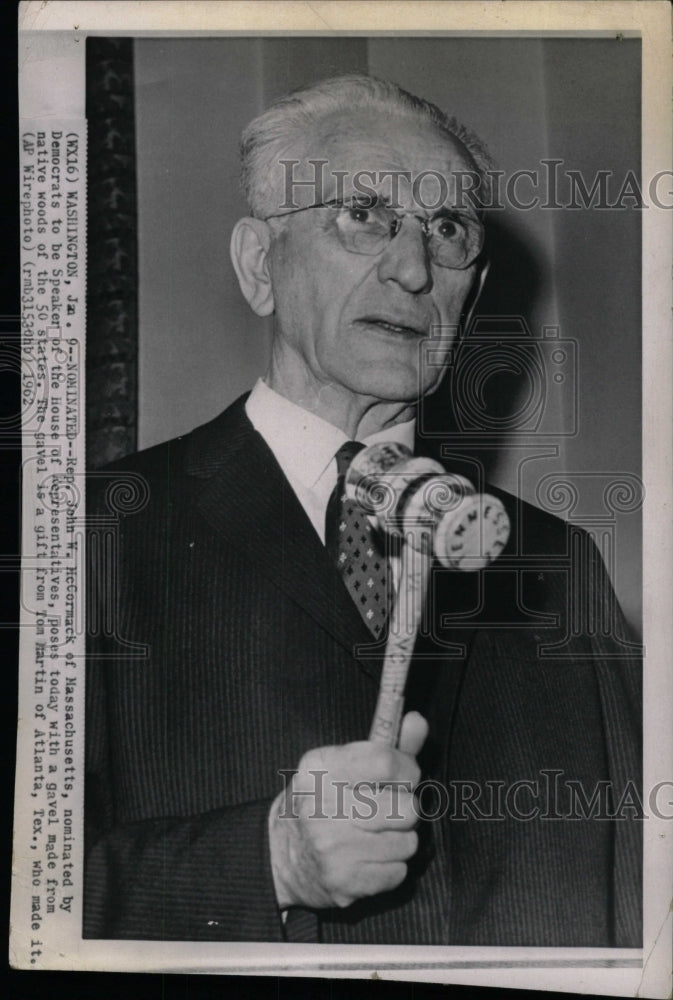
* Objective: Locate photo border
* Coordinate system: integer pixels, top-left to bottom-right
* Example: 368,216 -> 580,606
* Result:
13,3 -> 672,997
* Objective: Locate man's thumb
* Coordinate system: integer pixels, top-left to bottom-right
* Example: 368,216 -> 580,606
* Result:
397,711 -> 429,756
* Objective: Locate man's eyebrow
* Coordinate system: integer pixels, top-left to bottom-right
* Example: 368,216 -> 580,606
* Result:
432,205 -> 473,217
334,192 -> 478,218
336,191 -> 386,208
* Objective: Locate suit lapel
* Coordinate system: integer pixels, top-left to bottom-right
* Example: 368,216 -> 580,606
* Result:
180,396 -> 486,685
183,396 -> 381,677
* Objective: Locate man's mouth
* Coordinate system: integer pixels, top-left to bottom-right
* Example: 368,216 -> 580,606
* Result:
356,316 -> 428,337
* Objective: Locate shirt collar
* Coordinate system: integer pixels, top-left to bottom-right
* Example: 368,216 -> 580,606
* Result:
245,378 -> 416,489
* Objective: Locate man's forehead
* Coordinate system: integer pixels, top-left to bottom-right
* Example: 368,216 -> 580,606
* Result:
314,107 -> 469,162
268,107 -> 477,211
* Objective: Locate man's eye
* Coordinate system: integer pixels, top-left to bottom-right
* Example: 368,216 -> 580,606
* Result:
435,216 -> 462,241
348,207 -> 373,225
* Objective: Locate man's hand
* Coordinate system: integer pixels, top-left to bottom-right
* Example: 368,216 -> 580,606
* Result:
268,711 -> 428,910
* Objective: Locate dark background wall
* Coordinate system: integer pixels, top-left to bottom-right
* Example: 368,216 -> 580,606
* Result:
131,36 -> 641,632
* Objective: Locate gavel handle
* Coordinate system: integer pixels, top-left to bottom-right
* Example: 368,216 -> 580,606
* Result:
368,535 -> 432,746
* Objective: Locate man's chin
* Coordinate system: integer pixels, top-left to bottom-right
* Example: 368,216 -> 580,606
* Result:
347,376 -> 426,407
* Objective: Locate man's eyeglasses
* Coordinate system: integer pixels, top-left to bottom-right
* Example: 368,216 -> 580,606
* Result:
263,198 -> 485,271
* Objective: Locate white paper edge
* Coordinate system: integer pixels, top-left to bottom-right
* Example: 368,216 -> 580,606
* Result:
12,3 -> 673,997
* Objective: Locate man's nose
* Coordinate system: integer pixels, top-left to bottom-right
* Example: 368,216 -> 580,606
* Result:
376,221 -> 433,294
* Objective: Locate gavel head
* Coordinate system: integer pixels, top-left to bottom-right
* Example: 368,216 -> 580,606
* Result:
345,442 -> 510,571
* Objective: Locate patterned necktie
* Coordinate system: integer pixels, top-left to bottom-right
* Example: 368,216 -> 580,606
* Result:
325,441 -> 390,638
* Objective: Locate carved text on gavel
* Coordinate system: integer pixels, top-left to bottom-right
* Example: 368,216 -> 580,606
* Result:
345,442 -> 510,571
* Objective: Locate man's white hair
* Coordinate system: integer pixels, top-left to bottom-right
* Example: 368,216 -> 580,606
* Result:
239,73 -> 494,217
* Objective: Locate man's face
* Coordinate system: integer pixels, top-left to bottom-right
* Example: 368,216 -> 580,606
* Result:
265,108 -> 481,410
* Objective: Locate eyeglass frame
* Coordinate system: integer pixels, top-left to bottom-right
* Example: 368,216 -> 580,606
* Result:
262,197 -> 486,271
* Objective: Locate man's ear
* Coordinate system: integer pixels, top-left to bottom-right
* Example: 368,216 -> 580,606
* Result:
230,217 -> 275,317
460,258 -> 490,335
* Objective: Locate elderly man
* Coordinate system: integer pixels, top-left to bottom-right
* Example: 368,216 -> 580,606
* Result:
84,75 -> 641,946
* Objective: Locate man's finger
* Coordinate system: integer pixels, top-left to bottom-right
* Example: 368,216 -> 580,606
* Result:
350,786 -> 418,830
362,829 -> 419,862
397,711 -> 429,757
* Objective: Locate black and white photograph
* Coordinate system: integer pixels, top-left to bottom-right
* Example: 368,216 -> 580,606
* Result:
12,2 -> 673,995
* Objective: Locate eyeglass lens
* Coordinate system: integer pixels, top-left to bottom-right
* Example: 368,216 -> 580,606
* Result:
333,203 -> 483,269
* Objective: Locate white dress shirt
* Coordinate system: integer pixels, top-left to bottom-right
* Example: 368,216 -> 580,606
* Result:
245,378 -> 416,544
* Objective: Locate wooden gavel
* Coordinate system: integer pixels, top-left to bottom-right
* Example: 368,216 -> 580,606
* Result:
344,442 -> 510,746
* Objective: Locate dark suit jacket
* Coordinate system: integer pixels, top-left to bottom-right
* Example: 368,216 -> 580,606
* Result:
84,395 -> 641,945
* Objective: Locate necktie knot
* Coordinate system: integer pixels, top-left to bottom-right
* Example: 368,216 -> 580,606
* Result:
334,440 -> 365,478
326,441 -> 390,638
